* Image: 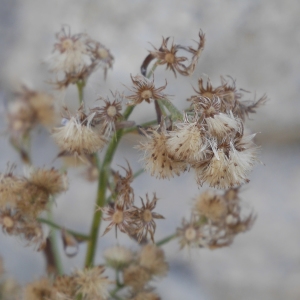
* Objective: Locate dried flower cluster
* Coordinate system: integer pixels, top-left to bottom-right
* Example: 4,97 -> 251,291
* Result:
7,86 -> 56,142
52,94 -> 124,158
24,265 -> 111,300
0,166 -> 68,249
177,188 -> 256,249
100,164 -> 164,242
104,244 -> 167,298
0,25 -> 266,300
136,77 -> 266,189
145,30 -> 205,77
48,25 -> 114,88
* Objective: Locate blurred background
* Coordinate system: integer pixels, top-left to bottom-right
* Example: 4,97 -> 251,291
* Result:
0,0 -> 300,299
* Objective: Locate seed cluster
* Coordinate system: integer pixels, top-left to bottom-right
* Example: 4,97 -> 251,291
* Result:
0,166 -> 68,249
136,77 -> 266,189
177,188 -> 256,249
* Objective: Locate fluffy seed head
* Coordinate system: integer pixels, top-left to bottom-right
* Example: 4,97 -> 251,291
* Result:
104,245 -> 133,270
138,244 -> 168,277
195,190 -> 228,222
73,266 -> 111,299
166,115 -> 207,163
0,169 -> 26,209
52,107 -> 107,156
137,127 -> 187,179
24,278 -> 53,300
123,265 -> 151,291
26,167 -> 68,196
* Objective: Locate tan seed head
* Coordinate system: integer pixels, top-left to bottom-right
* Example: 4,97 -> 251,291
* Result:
112,210 -> 124,224
141,90 -> 153,100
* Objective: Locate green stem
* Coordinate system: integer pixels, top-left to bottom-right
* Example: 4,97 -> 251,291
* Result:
48,227 -> 64,275
123,119 -> 158,135
76,80 -> 85,106
147,61 -> 159,78
47,205 -> 64,275
84,106 -> 134,268
156,233 -> 177,247
38,218 -> 90,241
133,168 -> 144,179
160,98 -> 183,121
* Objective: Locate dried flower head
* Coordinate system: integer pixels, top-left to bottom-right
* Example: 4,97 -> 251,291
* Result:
189,77 -> 267,121
149,30 -> 205,77
26,167 -> 68,196
176,215 -> 203,249
123,265 -> 151,292
194,190 -> 228,222
50,25 -> 90,74
91,92 -> 123,135
73,266 -> 111,300
166,114 -> 207,163
24,277 -> 53,300
138,244 -> 168,277
52,106 -> 107,156
53,274 -> 77,300
150,37 -> 188,78
137,124 -> 187,179
194,128 -> 258,188
189,78 -> 224,103
86,39 -> 114,79
104,245 -> 133,270
99,202 -> 136,237
113,162 -> 134,207
126,75 -> 168,106
134,194 -> 164,243
48,25 -> 114,88
13,167 -> 68,218
188,95 -> 241,139
0,209 -> 48,250
7,86 -> 56,140
0,166 -> 26,209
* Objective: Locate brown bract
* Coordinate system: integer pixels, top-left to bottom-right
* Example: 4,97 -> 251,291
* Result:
91,93 -> 123,135
126,75 -> 168,106
150,30 -> 205,77
133,194 -> 164,243
99,202 -> 137,237
150,37 -> 188,78
113,162 -> 135,207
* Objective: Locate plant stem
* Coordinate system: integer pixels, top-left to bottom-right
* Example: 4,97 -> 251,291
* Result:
122,119 -> 158,135
38,218 -> 90,241
133,168 -> 144,179
84,106 -> 134,268
76,80 -> 85,106
156,233 -> 177,247
160,98 -> 183,121
49,235 -> 63,275
146,61 -> 159,78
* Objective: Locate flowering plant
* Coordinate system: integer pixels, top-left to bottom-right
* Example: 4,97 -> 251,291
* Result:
0,25 -> 266,299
